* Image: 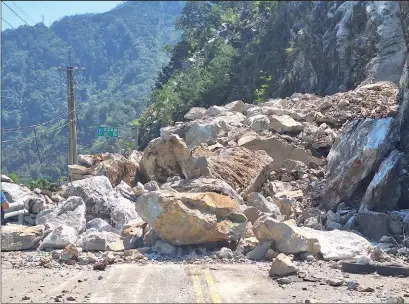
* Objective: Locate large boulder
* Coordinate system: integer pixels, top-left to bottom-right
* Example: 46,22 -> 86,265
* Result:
1,182 -> 47,214
360,150 -> 402,211
1,225 -> 43,251
162,177 -> 244,205
35,196 -> 86,233
141,134 -> 190,183
357,211 -> 388,241
135,191 -> 247,245
238,135 -> 324,169
320,117 -> 395,210
41,225 -> 79,249
253,216 -> 372,260
186,147 -> 274,196
60,176 -> 141,229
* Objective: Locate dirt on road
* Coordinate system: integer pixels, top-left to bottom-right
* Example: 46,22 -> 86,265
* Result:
2,261 -> 409,303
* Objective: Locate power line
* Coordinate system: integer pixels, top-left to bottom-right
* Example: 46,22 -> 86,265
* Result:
1,1 -> 30,26
1,109 -> 75,132
11,1 -> 35,24
1,17 -> 16,29
1,120 -> 72,143
33,128 -> 45,177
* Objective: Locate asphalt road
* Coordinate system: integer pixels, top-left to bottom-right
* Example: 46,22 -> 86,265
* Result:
2,263 -> 409,303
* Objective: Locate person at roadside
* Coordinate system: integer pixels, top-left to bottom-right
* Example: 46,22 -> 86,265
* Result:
1,191 -> 10,225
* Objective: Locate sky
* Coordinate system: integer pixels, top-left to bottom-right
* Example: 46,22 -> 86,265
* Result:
1,1 -> 123,31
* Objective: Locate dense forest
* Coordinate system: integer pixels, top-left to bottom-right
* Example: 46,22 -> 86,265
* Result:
1,1 -> 184,182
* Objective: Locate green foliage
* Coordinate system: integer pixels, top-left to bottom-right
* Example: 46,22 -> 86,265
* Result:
27,177 -> 60,192
254,71 -> 273,104
7,173 -> 19,184
1,1 -> 184,183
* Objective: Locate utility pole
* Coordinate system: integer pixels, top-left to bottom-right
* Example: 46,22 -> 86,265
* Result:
66,65 -> 78,165
57,55 -> 84,167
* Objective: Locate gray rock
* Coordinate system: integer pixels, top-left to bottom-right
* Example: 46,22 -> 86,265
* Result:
60,176 -> 141,229
152,240 -> 176,256
86,218 -> 118,233
246,115 -> 270,132
36,196 -> 86,234
217,247 -> 234,259
246,241 -> 273,261
247,192 -> 281,216
143,227 -> 160,247
41,225 -> 78,249
184,107 -> 207,120
347,280 -> 359,291
304,217 -> 323,230
361,150 -> 402,211
269,115 -> 304,134
76,231 -> 123,251
320,117 -> 395,210
144,181 -> 160,192
243,206 -> 263,224
342,215 -> 357,231
357,211 -> 388,241
115,181 -> 137,201
1,225 -> 43,251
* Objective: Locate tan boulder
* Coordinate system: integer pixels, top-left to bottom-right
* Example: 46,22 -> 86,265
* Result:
269,253 -> 298,277
269,115 -> 304,134
141,134 -> 190,183
135,191 -> 247,245
238,135 -> 324,169
92,154 -> 138,187
186,147 -> 274,196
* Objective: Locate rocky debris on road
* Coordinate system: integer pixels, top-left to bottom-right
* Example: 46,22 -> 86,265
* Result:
60,176 -> 141,229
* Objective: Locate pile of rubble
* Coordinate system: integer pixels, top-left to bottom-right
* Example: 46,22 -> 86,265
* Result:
1,81 -> 408,280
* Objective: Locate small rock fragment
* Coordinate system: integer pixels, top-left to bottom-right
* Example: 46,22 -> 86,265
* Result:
269,253 -> 298,277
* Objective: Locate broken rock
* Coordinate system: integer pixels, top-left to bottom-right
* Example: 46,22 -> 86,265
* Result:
186,147 -> 273,196
269,115 -> 304,134
162,177 -> 244,205
184,107 -> 207,120
136,191 -> 247,245
320,117 -> 395,210
247,192 -> 281,215
360,150 -> 402,211
269,253 -> 298,277
36,196 -> 86,234
1,224 -> 43,251
141,134 -> 190,183
41,225 -> 79,249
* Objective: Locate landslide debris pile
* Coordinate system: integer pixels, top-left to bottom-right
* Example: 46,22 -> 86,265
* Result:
1,82 -> 408,279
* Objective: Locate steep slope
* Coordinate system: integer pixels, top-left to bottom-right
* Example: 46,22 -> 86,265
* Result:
1,1 -> 184,182
138,1 -> 407,147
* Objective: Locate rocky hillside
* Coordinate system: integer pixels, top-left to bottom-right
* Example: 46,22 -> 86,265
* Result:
138,1 -> 407,148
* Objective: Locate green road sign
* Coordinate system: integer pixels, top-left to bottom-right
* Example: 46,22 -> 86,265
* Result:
96,127 -> 119,137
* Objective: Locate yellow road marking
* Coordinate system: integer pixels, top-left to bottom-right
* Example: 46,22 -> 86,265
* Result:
189,266 -> 205,303
204,269 -> 222,303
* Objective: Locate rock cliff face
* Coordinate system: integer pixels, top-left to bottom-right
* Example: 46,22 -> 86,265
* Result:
278,1 -> 407,97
